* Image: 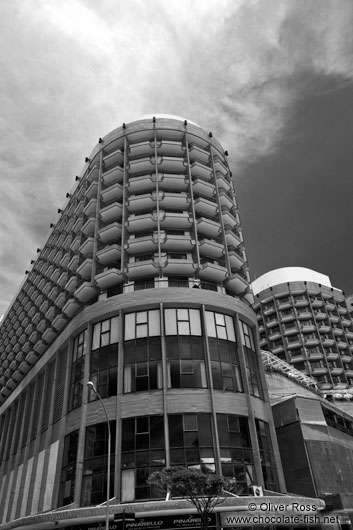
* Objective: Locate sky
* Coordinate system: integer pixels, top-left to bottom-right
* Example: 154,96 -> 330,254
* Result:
1,0 -> 353,318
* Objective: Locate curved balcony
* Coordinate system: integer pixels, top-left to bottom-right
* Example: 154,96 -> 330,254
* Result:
97,244 -> 122,266
287,339 -> 302,349
342,318 -> 353,327
83,198 -> 97,218
126,233 -> 157,255
156,140 -> 185,156
311,299 -> 323,308
216,174 -> 231,193
314,311 -> 327,320
224,272 -> 248,294
160,211 -> 192,231
158,156 -> 187,173
272,345 -> 285,355
308,352 -> 324,361
128,193 -> 156,213
68,254 -> 79,273
213,156 -> 228,175
329,314 -> 340,324
222,210 -> 238,230
100,201 -> 123,224
218,190 -> 234,210
103,147 -> 124,170
323,338 -> 335,347
159,192 -> 190,210
311,367 -> 328,376
86,180 -> 98,200
338,306 -> 348,315
337,341 -> 348,350
319,324 -> 331,333
295,299 -> 309,308
79,236 -> 94,257
82,217 -> 96,237
344,369 -> 353,377
196,217 -> 221,238
129,140 -> 155,158
127,157 -> 153,175
199,257 -> 227,282
228,249 -> 245,270
65,275 -> 77,294
160,232 -> 194,252
225,229 -> 242,248
98,222 -> 122,243
101,182 -> 123,204
128,174 -> 155,194
72,217 -> 83,234
77,258 -> 93,280
333,328 -> 344,336
330,367 -> 344,376
127,255 -> 159,279
102,165 -> 124,186
74,282 -> 98,304
192,178 -> 214,200
297,311 -> 312,320
162,255 -> 197,276
95,267 -> 124,289
52,313 -> 68,331
284,325 -> 298,335
157,173 -> 188,192
188,144 -> 210,165
198,238 -> 224,259
194,197 -> 218,218
304,337 -> 320,347
42,327 -> 57,344
127,213 -> 157,233
191,161 -> 213,181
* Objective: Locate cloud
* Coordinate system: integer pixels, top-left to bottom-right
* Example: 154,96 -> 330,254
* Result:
1,0 -> 353,315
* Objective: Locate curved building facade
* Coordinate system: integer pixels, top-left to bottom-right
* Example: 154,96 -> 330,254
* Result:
0,117 -> 288,526
252,267 -> 353,392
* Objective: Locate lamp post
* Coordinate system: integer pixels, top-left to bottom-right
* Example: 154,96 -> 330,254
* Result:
87,381 -> 111,530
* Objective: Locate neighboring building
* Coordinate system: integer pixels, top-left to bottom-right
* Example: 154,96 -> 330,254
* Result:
252,267 -> 353,392
0,116 -> 322,529
263,352 -> 353,523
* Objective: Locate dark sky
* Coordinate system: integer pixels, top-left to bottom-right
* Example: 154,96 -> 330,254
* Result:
238,75 -> 353,294
1,0 -> 353,317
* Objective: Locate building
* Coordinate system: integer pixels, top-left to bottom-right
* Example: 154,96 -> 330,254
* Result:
0,116 -> 324,530
264,356 -> 353,521
252,267 -> 353,393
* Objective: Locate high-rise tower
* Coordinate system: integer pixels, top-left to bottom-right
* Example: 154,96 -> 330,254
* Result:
252,267 -> 353,392
0,117 -> 324,528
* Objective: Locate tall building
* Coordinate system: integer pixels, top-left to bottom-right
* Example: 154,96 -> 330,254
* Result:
0,115 -> 322,529
252,267 -> 353,392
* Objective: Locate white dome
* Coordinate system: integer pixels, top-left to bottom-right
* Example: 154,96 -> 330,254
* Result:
251,267 -> 332,295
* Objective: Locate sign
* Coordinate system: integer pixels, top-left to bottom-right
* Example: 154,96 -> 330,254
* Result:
63,512 -> 216,530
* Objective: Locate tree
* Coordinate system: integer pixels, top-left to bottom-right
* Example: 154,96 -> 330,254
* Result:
147,467 -> 236,530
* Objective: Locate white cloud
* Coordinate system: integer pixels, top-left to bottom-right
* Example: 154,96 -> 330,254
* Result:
0,0 -> 353,314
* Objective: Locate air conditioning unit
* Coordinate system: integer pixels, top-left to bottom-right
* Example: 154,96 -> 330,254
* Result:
251,485 -> 264,497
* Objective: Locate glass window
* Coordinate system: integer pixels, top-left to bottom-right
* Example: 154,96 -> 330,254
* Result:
255,419 -> 279,492
208,338 -> 243,393
205,311 -> 236,342
240,321 -> 255,350
165,335 -> 207,389
164,308 -> 202,336
59,430 -> 79,506
123,337 -> 162,393
68,330 -> 87,411
125,310 -> 160,340
92,317 -> 119,350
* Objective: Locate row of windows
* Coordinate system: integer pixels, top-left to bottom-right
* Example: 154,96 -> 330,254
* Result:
59,413 -> 278,505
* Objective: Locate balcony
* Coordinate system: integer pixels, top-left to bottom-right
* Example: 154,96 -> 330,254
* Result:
98,222 -> 122,243
127,255 -> 159,279
72,217 -> 83,234
82,217 -> 96,237
127,213 -> 157,233
311,367 -> 328,376
128,193 -> 156,213
197,217 -> 221,238
160,232 -> 194,252
74,282 -> 98,304
194,197 -> 218,218
311,299 -> 323,308
83,198 -> 97,218
160,211 -> 193,231
188,144 -> 210,165
159,192 -> 190,210
304,337 -> 319,347
103,147 -> 124,170
65,275 -> 77,294
86,180 -> 98,200
287,339 -> 302,349
100,201 -> 123,224
323,338 -> 335,347
190,161 -> 213,181
314,311 -> 327,320
308,352 -> 323,361
272,345 -> 285,355
77,258 -> 93,280
295,299 -> 309,308
224,272 -> 248,294
222,210 -> 238,230
198,238 -> 224,259
95,268 -> 124,289
225,229 -> 242,248
157,156 -> 187,173
297,311 -> 312,320
269,330 -> 282,341
102,165 -> 124,186
192,178 -> 214,200
97,244 -> 122,266
213,156 -> 228,175
158,173 -> 188,192
280,313 -> 295,323
154,140 -> 185,156
330,367 -> 344,376
216,174 -> 231,193
101,182 -> 123,204
326,352 -> 339,361
218,190 -> 234,211
319,324 -> 331,333
284,325 -> 298,335
329,314 -> 340,324
128,174 -> 155,194
199,256 -> 227,282
68,254 -> 79,273
333,328 -> 344,336
52,313 -> 68,331
337,341 -> 348,350
162,254 -> 197,276
228,249 -> 245,270
79,236 -> 94,257
42,327 -> 57,344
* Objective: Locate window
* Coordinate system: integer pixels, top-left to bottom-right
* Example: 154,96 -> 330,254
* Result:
255,419 -> 279,492
168,413 -> 214,472
82,421 -> 116,506
245,349 -> 264,399
125,310 -> 160,340
89,318 -> 119,400
164,308 -> 202,336
121,416 -> 165,502
165,331 -> 206,389
239,321 -> 255,350
68,330 -> 87,411
59,430 -> 79,506
217,414 -> 253,494
209,338 -> 243,393
124,337 -> 162,393
205,311 -> 235,341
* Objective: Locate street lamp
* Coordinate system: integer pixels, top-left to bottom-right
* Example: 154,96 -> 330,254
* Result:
87,381 -> 111,530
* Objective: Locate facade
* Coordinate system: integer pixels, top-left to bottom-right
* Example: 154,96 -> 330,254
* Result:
0,116 -> 302,528
252,267 -> 353,392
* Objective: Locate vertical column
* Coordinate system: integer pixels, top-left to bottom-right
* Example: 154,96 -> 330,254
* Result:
184,130 -> 201,273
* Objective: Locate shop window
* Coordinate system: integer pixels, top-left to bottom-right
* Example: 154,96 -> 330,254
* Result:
124,337 -> 162,393
59,430 -> 79,506
121,415 -> 165,502
82,421 -> 116,506
255,419 -> 279,492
